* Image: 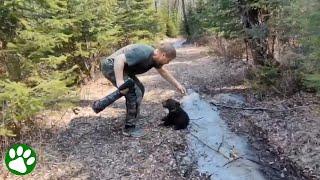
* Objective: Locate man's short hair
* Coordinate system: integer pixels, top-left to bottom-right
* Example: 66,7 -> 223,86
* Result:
158,43 -> 176,60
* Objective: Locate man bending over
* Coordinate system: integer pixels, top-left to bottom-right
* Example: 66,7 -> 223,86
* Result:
99,43 -> 186,137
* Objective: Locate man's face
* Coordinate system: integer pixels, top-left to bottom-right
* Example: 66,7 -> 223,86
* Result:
154,50 -> 172,65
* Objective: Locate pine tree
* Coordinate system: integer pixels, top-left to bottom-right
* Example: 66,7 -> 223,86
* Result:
157,0 -> 180,38
0,0 -> 119,136
115,0 -> 159,45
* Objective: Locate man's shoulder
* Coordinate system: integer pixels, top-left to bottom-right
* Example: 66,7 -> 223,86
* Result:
122,44 -> 154,66
127,44 -> 155,51
125,44 -> 154,58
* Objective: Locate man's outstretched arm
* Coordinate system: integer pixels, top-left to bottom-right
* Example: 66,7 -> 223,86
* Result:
156,67 -> 187,94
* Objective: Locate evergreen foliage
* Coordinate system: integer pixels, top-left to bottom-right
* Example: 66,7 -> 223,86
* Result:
0,0 -> 180,137
187,0 -> 241,39
115,0 -> 160,45
158,0 -> 180,38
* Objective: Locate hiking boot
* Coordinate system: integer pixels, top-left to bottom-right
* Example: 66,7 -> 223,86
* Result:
122,125 -> 145,138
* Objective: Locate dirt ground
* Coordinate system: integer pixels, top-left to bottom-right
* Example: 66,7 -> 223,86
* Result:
214,92 -> 320,180
1,38 -> 319,179
200,69 -> 320,179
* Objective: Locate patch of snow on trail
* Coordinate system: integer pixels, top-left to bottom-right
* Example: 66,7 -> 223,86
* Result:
181,91 -> 266,180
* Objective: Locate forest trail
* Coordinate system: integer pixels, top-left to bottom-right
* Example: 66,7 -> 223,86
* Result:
1,38 -> 285,179
1,0 -> 319,178
2,38 -> 213,179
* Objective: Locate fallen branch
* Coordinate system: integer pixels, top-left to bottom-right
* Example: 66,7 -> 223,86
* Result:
190,133 -> 230,160
244,157 -> 282,172
190,132 -> 283,171
210,101 -> 308,112
223,157 -> 242,167
217,135 -> 224,152
190,117 -> 204,120
190,122 -> 202,129
169,146 -> 182,177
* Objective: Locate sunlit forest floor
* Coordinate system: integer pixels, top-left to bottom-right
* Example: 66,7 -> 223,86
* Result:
1,39 -> 319,179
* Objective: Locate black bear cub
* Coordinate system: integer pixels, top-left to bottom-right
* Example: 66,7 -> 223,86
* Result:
162,99 -> 190,130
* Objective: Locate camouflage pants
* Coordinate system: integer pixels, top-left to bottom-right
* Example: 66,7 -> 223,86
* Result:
100,58 -> 145,126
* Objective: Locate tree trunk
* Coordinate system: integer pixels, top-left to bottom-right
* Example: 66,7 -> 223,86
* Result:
0,43 -> 6,77
237,0 -> 273,66
244,38 -> 249,61
181,0 -> 191,37
5,53 -> 22,81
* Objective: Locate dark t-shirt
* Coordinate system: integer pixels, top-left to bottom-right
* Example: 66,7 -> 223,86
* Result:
104,44 -> 163,76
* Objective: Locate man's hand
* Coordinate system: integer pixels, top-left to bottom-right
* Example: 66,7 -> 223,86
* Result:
157,67 -> 187,95
120,88 -> 129,95
176,83 -> 187,95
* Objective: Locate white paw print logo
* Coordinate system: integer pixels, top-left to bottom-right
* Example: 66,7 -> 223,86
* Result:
5,144 -> 37,175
